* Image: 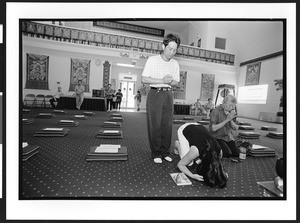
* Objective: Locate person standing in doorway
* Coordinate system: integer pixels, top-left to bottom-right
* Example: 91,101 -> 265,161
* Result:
141,33 -> 181,164
134,90 -> 142,111
105,84 -> 115,112
115,89 -> 123,110
75,80 -> 84,110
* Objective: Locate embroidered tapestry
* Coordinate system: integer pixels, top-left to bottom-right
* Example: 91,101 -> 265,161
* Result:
173,71 -> 187,100
245,62 -> 261,86
25,53 -> 49,90
69,58 -> 90,92
200,73 -> 215,101
102,61 -> 111,89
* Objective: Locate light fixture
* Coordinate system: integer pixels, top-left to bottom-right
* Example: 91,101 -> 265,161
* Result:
116,63 -> 135,68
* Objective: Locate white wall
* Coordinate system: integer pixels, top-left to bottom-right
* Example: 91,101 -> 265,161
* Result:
23,21 -> 283,117
22,35 -> 237,110
236,56 -> 283,119
178,58 -> 236,105
187,21 -> 209,49
23,40 -> 104,98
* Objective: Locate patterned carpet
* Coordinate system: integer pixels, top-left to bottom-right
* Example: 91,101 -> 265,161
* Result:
21,108 -> 284,199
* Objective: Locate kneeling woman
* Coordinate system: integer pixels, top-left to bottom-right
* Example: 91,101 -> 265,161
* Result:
175,123 -> 228,188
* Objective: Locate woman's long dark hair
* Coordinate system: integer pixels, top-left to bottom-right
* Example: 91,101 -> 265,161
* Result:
197,136 -> 228,188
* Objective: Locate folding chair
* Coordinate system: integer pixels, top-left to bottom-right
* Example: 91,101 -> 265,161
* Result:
23,94 -> 36,107
45,95 -> 54,108
35,94 -> 46,107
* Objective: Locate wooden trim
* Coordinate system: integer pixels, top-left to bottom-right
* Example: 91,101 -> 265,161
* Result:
240,51 -> 283,66
93,21 -> 165,37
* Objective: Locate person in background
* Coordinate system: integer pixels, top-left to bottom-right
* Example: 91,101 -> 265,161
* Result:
204,98 -> 215,118
74,80 -> 84,110
209,95 -> 239,157
175,122 -> 227,188
134,90 -> 142,111
50,85 -> 63,108
115,89 -> 123,110
141,33 -> 181,164
105,84 -> 115,112
194,99 -> 206,116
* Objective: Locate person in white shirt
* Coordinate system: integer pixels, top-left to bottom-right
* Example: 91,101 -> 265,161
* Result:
50,86 -> 63,108
141,33 -> 181,164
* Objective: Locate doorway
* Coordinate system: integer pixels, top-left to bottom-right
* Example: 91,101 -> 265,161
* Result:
120,81 -> 136,108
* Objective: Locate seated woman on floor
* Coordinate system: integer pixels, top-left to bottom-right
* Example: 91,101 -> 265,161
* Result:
174,122 -> 228,188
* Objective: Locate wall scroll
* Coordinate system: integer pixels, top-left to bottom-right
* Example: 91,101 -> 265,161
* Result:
69,58 -> 90,92
245,62 -> 261,86
200,73 -> 215,101
25,53 -> 49,90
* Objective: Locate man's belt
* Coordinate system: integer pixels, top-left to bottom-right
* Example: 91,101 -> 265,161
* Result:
151,87 -> 171,91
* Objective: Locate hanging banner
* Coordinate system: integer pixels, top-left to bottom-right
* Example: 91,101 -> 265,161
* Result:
69,58 -> 90,92
25,53 -> 49,90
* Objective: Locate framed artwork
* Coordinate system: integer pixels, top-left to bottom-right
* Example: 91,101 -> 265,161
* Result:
200,73 -> 215,101
173,71 -> 187,99
69,58 -> 90,92
25,53 -> 49,90
245,62 -> 261,86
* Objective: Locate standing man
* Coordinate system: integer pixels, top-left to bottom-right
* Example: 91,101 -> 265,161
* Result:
141,33 -> 181,164
115,89 -> 123,110
75,80 -> 85,110
203,98 -> 215,118
209,95 -> 239,157
134,90 -> 142,111
105,84 -> 115,112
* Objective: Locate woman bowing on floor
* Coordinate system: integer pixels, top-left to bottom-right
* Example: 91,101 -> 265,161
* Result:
175,122 -> 228,188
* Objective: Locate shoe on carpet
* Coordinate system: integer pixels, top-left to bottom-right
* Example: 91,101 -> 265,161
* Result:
154,158 -> 162,164
164,156 -> 172,162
